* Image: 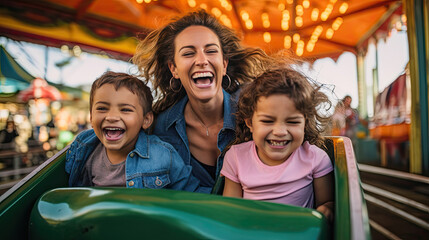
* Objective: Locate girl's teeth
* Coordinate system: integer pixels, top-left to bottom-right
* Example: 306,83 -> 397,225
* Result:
269,140 -> 288,146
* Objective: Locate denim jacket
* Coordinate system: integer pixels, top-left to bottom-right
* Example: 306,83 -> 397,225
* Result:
65,129 -> 209,193
153,89 -> 237,188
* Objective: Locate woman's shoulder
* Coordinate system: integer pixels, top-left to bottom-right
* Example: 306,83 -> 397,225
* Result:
154,96 -> 188,131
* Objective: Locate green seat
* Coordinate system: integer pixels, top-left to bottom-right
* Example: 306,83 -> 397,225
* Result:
0,137 -> 370,240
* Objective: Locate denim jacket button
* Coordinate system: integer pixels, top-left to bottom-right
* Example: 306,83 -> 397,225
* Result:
130,153 -> 135,158
155,177 -> 162,186
128,180 -> 134,186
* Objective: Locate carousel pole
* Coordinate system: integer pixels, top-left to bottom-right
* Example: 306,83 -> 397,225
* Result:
404,0 -> 429,175
356,49 -> 367,119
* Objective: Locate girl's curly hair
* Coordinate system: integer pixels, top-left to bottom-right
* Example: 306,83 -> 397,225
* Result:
234,66 -> 332,149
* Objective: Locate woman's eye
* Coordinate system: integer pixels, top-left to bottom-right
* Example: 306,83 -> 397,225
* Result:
96,107 -> 107,111
121,108 -> 133,112
261,120 -> 273,123
206,48 -> 219,54
182,52 -> 195,57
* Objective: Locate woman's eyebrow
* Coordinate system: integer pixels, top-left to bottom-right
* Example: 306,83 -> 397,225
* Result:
179,43 -> 220,52
179,45 -> 195,52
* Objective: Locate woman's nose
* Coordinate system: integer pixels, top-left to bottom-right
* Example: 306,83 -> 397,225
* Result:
195,52 -> 208,66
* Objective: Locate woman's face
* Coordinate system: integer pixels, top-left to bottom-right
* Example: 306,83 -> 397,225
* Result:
169,25 -> 228,102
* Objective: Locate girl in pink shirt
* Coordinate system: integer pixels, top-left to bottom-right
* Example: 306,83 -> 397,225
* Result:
221,67 -> 334,221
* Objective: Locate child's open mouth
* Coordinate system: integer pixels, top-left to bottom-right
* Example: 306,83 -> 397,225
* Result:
267,140 -> 290,146
103,127 -> 125,141
192,72 -> 213,87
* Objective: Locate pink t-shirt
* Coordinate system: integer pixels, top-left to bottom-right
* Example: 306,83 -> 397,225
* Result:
221,141 -> 333,208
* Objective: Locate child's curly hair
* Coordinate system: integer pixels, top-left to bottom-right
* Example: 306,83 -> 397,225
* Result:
234,66 -> 332,149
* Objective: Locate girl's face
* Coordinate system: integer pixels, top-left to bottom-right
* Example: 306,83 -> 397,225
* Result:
245,94 -> 305,166
169,25 -> 228,102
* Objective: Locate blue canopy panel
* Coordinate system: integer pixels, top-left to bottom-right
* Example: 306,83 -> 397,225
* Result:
1,45 -> 34,94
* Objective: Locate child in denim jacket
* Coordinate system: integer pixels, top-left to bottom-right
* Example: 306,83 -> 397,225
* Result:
66,71 -> 208,193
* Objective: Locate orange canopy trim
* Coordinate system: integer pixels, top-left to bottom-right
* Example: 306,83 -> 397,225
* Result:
0,0 -> 403,61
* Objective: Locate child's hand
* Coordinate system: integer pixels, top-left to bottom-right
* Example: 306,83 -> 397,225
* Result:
316,202 -> 334,222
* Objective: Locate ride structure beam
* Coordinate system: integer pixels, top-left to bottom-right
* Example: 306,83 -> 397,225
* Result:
404,0 -> 429,176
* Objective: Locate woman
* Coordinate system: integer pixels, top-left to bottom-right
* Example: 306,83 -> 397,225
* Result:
133,10 -> 277,189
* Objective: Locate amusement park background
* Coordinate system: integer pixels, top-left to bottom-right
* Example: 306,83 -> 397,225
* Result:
0,0 -> 428,239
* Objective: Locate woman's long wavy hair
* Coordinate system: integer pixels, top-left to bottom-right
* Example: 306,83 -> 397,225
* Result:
132,10 -> 277,114
234,66 -> 332,149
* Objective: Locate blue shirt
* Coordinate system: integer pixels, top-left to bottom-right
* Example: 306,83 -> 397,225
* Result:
65,129 -> 210,193
153,89 -> 237,188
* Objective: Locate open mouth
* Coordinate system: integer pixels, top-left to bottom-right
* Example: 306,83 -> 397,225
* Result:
192,72 -> 214,87
103,127 -> 125,141
267,140 -> 291,146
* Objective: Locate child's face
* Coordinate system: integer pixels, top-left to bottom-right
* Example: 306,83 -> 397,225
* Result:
91,84 -> 153,156
245,94 -> 305,166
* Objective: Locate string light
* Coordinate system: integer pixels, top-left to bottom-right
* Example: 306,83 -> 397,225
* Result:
282,10 -> 290,20
200,4 -> 208,10
293,33 -> 300,43
332,17 -> 343,30
187,0 -> 196,7
296,40 -> 304,56
281,20 -> 289,31
136,0 -> 143,3
295,16 -> 303,27
263,32 -> 271,43
284,36 -> 292,49
339,2 -> 348,14
326,28 -> 334,39
296,5 -> 304,16
306,41 -> 315,52
241,11 -> 249,21
303,0 -> 310,9
262,13 -> 270,28
311,8 -> 319,21
211,8 -> 222,17
245,19 -> 253,29
219,0 -> 232,11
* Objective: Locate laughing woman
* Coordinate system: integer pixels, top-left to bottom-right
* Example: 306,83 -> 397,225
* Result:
133,10 -> 278,189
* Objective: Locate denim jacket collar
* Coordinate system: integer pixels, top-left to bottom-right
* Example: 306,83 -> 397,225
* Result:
132,131 -> 150,159
163,89 -> 236,132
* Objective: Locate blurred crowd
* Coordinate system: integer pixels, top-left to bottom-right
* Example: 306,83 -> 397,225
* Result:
0,100 -> 90,170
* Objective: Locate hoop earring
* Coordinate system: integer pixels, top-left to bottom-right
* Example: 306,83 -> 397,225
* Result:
223,74 -> 231,90
169,77 -> 182,93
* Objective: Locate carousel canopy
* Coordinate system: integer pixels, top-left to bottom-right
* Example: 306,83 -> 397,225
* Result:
0,45 -> 32,94
0,45 -> 85,100
0,0 -> 403,61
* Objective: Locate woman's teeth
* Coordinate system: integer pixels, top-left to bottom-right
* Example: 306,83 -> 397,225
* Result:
192,72 -> 214,85
192,72 -> 213,78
